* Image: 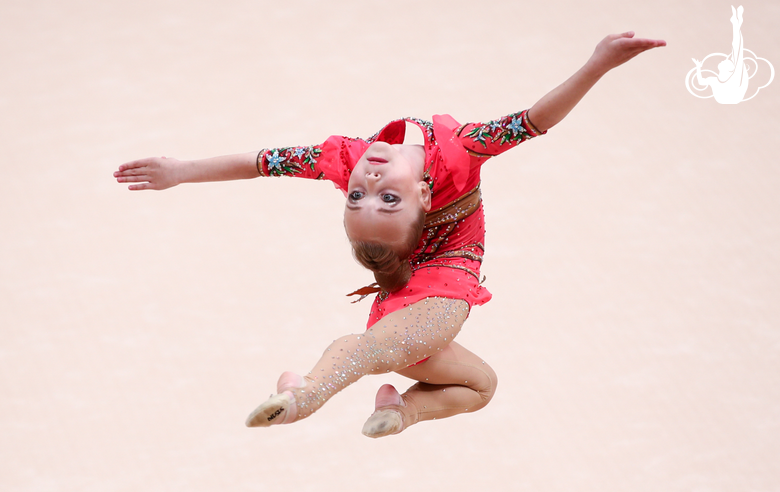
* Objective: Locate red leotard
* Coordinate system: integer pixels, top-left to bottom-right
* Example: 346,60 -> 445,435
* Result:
256,110 -> 545,330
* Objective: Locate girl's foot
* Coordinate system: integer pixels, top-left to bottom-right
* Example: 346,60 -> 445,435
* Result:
245,371 -> 306,427
361,384 -> 405,438
277,371 -> 307,393
374,383 -> 404,408
245,391 -> 297,427
362,409 -> 404,438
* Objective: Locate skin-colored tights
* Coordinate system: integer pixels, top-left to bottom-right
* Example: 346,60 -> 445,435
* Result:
278,297 -> 497,429
391,340 -> 498,430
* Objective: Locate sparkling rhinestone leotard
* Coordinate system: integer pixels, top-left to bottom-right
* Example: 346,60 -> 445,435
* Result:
256,110 -> 545,329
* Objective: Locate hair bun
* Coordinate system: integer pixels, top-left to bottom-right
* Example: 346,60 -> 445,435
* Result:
374,261 -> 412,293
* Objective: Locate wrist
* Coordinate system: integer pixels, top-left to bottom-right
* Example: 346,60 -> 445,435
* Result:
582,57 -> 610,80
174,159 -> 196,185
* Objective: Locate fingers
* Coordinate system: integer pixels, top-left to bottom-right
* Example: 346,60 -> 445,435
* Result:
117,175 -> 155,191
128,182 -> 154,191
117,174 -> 151,183
607,31 -> 633,42
116,156 -> 170,175
592,32 -> 666,73
114,157 -> 161,191
114,156 -> 179,191
114,166 -> 149,182
116,157 -> 154,173
114,166 -> 146,178
621,36 -> 666,48
615,37 -> 666,62
115,164 -> 152,190
608,30 -> 665,46
598,33 -> 666,66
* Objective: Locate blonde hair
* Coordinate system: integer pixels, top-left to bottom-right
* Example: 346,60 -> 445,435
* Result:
350,208 -> 426,292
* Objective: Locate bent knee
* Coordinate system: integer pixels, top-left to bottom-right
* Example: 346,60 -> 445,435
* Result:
480,362 -> 498,405
466,360 -> 497,411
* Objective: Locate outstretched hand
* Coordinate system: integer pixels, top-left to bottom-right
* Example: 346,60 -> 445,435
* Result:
587,31 -> 666,75
114,156 -> 184,191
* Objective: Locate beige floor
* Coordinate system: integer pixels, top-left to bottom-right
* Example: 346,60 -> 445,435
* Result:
2,1 -> 779,491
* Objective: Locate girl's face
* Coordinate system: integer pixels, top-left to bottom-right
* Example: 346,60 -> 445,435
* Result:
344,142 -> 431,249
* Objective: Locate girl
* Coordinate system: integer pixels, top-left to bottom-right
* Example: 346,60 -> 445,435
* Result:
115,32 -> 665,438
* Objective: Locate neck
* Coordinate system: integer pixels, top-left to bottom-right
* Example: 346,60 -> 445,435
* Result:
402,144 -> 426,179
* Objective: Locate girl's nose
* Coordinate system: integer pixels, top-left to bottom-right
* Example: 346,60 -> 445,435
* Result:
366,171 -> 380,180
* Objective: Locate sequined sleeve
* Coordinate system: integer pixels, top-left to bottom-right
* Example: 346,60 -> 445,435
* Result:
457,109 -> 545,159
256,134 -> 371,192
256,145 -> 327,180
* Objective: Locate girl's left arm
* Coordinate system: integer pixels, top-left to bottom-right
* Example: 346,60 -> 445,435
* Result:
527,32 -> 666,133
454,32 -> 664,162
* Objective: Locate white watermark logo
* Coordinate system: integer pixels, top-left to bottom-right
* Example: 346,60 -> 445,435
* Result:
685,5 -> 774,104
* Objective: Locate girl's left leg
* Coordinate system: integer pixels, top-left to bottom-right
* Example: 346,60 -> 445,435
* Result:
362,341 -> 498,438
245,297 -> 469,427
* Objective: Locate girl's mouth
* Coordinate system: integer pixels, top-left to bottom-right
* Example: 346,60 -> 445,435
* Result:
367,157 -> 388,165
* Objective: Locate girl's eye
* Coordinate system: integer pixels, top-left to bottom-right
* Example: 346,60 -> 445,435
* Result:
349,191 -> 364,201
382,194 -> 398,203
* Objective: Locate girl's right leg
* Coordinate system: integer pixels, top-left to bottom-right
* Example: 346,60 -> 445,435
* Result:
362,341 -> 498,438
245,297 -> 470,427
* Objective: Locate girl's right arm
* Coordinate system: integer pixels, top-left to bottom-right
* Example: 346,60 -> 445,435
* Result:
114,152 -> 259,191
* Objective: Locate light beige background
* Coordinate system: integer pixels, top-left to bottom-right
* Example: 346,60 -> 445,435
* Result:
2,1 -> 778,491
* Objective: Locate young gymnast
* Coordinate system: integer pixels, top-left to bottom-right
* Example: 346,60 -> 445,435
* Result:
115,32 -> 665,437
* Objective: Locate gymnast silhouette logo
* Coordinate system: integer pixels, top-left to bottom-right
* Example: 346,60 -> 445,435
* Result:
685,5 -> 774,104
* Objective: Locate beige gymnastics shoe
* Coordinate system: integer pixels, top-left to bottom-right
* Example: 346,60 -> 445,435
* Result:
361,383 -> 405,438
245,391 -> 297,427
361,408 -> 404,438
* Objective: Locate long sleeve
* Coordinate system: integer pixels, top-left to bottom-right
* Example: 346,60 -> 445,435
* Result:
256,135 -> 371,192
457,109 -> 545,159
256,144 -> 327,179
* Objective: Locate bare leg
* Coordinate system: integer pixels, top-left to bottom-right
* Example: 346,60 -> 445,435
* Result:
246,297 -> 469,427
362,341 -> 498,437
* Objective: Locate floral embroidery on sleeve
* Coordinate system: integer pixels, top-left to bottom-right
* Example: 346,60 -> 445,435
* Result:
465,110 -> 536,148
259,145 -> 323,177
